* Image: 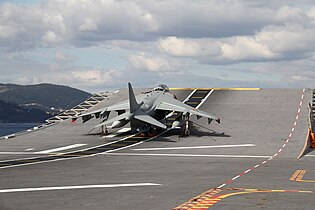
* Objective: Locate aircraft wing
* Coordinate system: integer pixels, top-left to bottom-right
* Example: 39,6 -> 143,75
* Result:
74,101 -> 130,123
107,101 -> 129,111
189,109 -> 220,123
74,108 -> 107,123
156,101 -> 186,112
156,96 -> 220,123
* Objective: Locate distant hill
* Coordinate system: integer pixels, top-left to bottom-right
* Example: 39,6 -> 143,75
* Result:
0,83 -> 92,114
0,83 -> 92,123
0,100 -> 52,123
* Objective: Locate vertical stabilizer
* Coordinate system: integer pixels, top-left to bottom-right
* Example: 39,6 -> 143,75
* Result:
128,82 -> 139,113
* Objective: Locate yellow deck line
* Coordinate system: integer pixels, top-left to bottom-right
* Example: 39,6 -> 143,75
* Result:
290,170 -> 303,181
290,170 -> 315,182
173,187 -> 314,209
169,88 -> 260,91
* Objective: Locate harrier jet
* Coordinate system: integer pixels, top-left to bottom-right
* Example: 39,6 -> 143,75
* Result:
73,83 -> 220,135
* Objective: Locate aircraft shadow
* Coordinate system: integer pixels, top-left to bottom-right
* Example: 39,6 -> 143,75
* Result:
152,127 -> 230,142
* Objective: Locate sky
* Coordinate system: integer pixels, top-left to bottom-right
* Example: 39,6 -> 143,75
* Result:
1,0 -> 315,93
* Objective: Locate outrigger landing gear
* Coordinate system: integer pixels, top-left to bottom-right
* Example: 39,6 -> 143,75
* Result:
179,120 -> 191,137
182,113 -> 191,137
184,119 -> 190,136
101,125 -> 108,136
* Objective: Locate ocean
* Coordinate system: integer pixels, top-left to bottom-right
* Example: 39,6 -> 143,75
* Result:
0,123 -> 42,137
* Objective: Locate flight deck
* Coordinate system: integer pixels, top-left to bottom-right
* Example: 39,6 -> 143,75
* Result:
0,88 -> 314,209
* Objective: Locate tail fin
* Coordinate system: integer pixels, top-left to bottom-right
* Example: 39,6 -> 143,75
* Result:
128,82 -> 139,113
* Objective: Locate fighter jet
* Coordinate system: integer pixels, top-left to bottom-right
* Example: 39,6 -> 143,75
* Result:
73,83 -> 220,135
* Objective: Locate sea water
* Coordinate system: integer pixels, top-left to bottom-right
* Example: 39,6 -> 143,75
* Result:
0,123 -> 41,137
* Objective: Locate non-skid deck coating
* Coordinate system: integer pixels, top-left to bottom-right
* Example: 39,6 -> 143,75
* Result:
0,88 -> 314,210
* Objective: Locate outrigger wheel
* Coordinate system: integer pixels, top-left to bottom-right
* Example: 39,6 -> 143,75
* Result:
102,125 -> 109,135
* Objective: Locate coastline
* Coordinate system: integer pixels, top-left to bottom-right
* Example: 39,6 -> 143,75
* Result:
0,123 -> 42,137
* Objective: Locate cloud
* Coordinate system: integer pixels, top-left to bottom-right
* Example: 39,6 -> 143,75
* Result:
11,68 -> 125,92
158,37 -> 221,57
128,53 -> 189,72
0,0 -> 308,50
0,0 -> 158,50
54,50 -> 77,64
220,37 -> 274,61
70,69 -> 122,86
14,76 -> 33,85
3,0 -> 315,90
158,18 -> 315,63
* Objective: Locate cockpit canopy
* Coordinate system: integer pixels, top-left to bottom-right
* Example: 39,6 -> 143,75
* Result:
153,84 -> 169,92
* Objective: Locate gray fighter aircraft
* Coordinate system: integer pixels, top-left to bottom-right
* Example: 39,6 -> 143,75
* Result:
73,83 -> 220,135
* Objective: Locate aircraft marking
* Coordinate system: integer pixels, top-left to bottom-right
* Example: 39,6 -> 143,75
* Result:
211,89 -> 305,189
169,88 -> 260,91
174,89 -> 306,208
0,128 -> 174,169
108,153 -> 272,158
0,152 -> 48,155
173,187 -> 314,209
0,183 -> 161,193
183,89 -> 197,102
132,144 -> 256,151
35,144 -> 87,154
290,170 -> 315,182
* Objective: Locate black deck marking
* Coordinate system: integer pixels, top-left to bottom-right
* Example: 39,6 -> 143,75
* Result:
0,135 -> 150,168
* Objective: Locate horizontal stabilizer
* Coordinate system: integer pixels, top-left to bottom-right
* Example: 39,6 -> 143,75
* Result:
134,114 -> 166,129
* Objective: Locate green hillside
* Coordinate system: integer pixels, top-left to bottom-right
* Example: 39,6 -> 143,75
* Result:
0,83 -> 92,113
0,100 -> 52,123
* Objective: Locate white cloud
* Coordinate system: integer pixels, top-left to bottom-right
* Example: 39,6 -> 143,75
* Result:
3,0 -> 315,90
289,74 -> 309,81
158,37 -> 221,57
11,68 -> 125,92
70,69 -> 121,85
220,37 -> 274,61
14,76 -> 33,85
128,53 -> 189,72
54,50 -> 77,64
79,18 -> 98,32
158,21 -> 315,63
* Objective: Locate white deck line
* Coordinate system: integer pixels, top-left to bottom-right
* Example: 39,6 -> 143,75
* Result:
195,89 -> 214,109
0,152 -> 48,155
35,144 -> 87,154
0,132 -> 140,167
132,144 -> 256,151
0,183 -> 161,193
108,153 -> 272,158
166,89 -> 197,118
183,89 -> 197,103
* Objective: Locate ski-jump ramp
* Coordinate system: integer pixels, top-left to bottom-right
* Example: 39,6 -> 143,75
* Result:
0,88 -> 314,210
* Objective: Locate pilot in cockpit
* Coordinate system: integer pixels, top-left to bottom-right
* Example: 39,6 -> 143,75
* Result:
153,84 -> 169,92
